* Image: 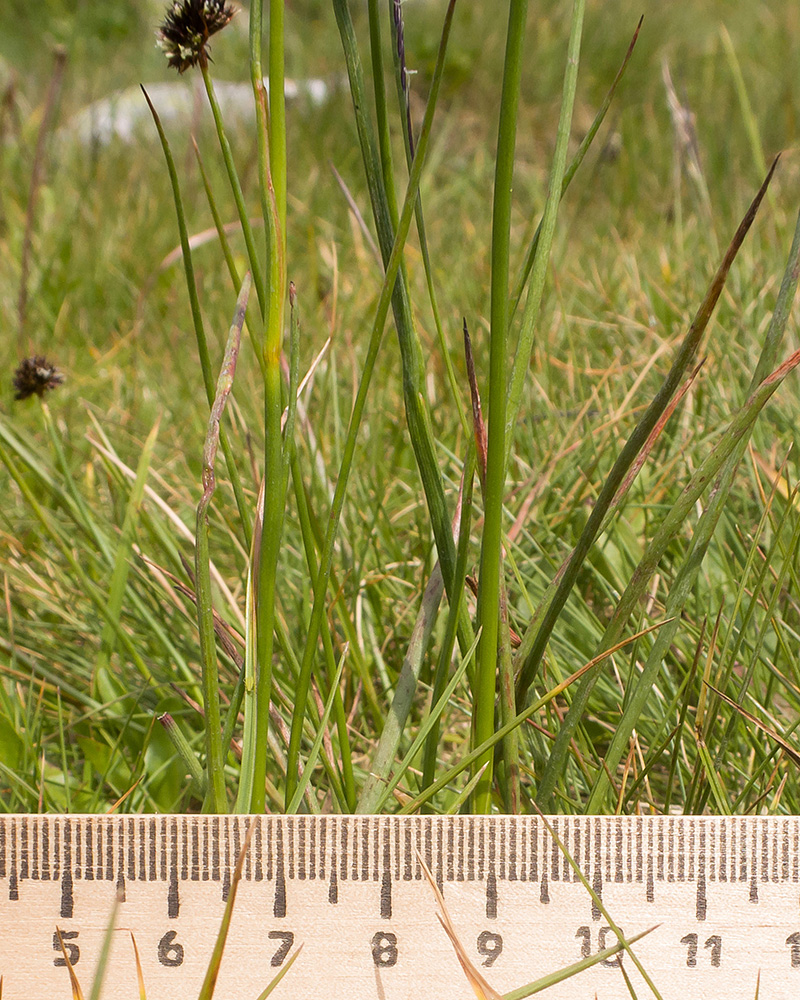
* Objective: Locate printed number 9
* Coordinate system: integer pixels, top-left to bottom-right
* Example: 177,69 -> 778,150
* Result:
477,931 -> 503,967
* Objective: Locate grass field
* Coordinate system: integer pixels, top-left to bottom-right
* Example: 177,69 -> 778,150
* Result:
2,0 -> 800,821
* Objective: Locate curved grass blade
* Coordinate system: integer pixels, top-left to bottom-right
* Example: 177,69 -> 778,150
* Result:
582,209 -> 800,811
129,933 -> 147,1000
141,85 -> 252,547
252,942 -> 304,1000
417,850 -> 503,999
515,155 -> 780,710
55,927 -> 86,1000
197,818 -> 260,1000
540,343 -> 800,809
197,274 -> 250,812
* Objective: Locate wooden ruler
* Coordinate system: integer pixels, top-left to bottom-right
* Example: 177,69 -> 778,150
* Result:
2,814 -> 800,998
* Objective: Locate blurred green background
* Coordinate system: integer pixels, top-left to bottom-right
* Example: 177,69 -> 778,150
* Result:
1,1 -> 797,410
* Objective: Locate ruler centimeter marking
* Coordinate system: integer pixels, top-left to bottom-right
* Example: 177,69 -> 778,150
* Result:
2,815 -> 800,999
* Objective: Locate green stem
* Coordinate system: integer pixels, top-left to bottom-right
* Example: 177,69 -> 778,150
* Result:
504,0 -> 585,471
472,0 -> 529,814
249,0 -> 288,814
285,0 -> 459,805
269,0 -> 287,229
199,64 -> 267,317
333,0 -> 474,656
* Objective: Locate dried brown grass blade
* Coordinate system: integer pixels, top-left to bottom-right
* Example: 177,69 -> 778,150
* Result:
55,927 -> 85,1000
705,683 -> 800,767
130,933 -> 148,1000
415,848 -> 503,1000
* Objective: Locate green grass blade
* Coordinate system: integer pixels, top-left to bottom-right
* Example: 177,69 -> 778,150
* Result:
719,25 -> 768,180
530,810 -> 663,997
93,417 -> 159,696
193,136 -> 266,393
398,623 -> 665,814
369,626 -> 479,814
331,0 -> 474,657
389,0 -> 469,436
195,69 -> 267,317
356,565 -> 443,812
234,485 -> 262,813
502,925 -> 657,1000
87,888 -> 121,1000
422,446 -> 476,795
510,17 -> 642,314
252,943 -> 304,1000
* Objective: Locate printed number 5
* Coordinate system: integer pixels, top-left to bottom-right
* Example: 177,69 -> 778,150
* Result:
53,930 -> 79,967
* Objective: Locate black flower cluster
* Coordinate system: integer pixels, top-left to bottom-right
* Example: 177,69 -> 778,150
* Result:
12,356 -> 64,401
157,0 -> 236,73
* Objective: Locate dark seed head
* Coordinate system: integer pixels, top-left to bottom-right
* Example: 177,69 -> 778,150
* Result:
12,356 -> 64,401
156,0 -> 237,74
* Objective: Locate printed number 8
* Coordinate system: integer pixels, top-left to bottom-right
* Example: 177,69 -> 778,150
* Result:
372,931 -> 398,968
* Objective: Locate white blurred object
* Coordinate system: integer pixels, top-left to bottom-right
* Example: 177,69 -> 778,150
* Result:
62,76 -> 330,146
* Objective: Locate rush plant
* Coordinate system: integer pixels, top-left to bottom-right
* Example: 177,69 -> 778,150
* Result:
3,0 -> 800,820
